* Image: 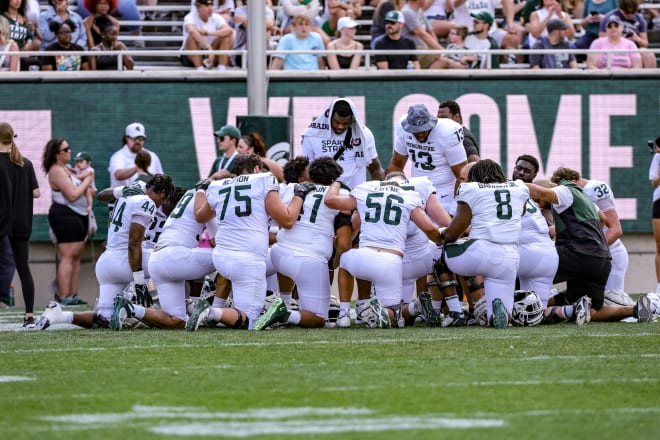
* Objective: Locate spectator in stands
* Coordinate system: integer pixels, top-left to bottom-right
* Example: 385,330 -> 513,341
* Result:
529,18 -> 578,68
270,14 -> 325,70
1,0 -> 42,70
77,0 -> 143,48
440,24 -> 469,68
424,0 -> 454,39
320,0 -> 362,38
599,0 -> 655,68
82,0 -> 119,47
649,137 -> 660,294
463,11 -> 500,69
374,10 -> 419,69
231,0 -> 275,68
437,100 -> 480,162
42,137 -> 94,306
180,0 -> 235,71
278,0 -> 329,45
237,131 -> 285,182
41,19 -> 90,70
327,16 -> 363,69
400,0 -> 445,69
39,0 -> 87,49
209,124 -> 240,179
587,14 -> 641,68
575,0 -> 618,53
528,0 -> 575,49
0,15 -> 19,71
89,14 -> 134,69
0,122 -> 40,326
370,0 -> 405,48
109,122 -> 164,188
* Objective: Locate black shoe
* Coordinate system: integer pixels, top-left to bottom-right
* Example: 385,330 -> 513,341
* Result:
23,316 -> 36,328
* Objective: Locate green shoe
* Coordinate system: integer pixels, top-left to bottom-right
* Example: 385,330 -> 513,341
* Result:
111,296 -> 134,331
254,298 -> 290,331
415,291 -> 443,327
369,296 -> 391,329
186,297 -> 211,332
491,298 -> 508,329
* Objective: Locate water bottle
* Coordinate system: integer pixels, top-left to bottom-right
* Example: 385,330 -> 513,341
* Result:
406,60 -> 414,70
8,285 -> 14,307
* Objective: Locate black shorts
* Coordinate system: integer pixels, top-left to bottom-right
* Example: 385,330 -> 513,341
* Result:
48,203 -> 88,243
653,199 -> 660,219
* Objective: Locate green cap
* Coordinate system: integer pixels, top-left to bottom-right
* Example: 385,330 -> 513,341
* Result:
74,151 -> 92,161
470,11 -> 494,26
214,125 -> 241,140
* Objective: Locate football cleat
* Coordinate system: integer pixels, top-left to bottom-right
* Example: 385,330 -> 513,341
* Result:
491,298 -> 508,329
634,295 -> 653,323
368,296 -> 391,329
254,298 -> 290,331
111,295 -> 135,331
336,310 -> 352,328
603,289 -> 635,307
413,291 -> 443,327
186,297 -> 211,332
34,301 -> 65,331
442,310 -> 467,327
572,296 -> 591,326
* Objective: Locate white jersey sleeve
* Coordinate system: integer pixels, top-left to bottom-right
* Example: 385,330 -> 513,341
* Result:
207,173 -> 279,256
457,180 -> 529,243
582,179 -> 616,213
106,195 -> 156,250
518,199 -> 551,244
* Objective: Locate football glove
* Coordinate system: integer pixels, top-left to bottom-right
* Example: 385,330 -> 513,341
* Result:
195,179 -> 212,191
135,283 -> 153,308
293,182 -> 316,200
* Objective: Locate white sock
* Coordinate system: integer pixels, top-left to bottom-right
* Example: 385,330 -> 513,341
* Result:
287,310 -> 301,325
208,307 -> 223,322
340,301 -> 351,314
562,305 -> 574,319
212,297 -> 226,308
408,302 -> 418,317
280,292 -> 292,308
432,300 -> 443,313
133,305 -> 146,319
445,295 -> 462,313
63,311 -> 74,323
655,283 -> 660,293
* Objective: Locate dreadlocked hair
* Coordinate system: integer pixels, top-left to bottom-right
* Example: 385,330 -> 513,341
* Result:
551,167 -> 580,184
146,174 -> 174,197
309,156 -> 343,185
468,159 -> 507,184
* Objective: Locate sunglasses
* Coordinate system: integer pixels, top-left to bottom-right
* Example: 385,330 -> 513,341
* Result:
131,136 -> 146,141
607,22 -> 620,28
59,147 -> 71,153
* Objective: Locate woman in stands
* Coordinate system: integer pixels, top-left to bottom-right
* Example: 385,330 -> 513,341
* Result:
237,131 -> 285,182
326,16 -> 363,70
83,0 -> 119,47
586,14 -> 641,69
89,14 -> 133,70
41,19 -> 90,70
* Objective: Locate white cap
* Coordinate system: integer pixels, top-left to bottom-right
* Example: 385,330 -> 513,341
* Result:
337,17 -> 358,31
125,122 -> 146,138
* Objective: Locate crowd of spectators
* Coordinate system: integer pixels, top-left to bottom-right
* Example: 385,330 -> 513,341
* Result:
0,0 -> 657,71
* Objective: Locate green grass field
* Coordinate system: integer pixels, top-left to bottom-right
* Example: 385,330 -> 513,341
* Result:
1,308 -> 659,440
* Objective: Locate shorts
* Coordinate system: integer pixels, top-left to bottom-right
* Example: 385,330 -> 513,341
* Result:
417,45 -> 439,69
48,203 -> 88,243
653,199 -> 660,219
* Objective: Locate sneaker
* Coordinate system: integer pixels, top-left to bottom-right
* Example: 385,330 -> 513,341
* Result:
186,297 -> 211,332
368,296 -> 391,329
71,295 -> 88,305
634,295 -> 653,322
573,296 -> 592,326
491,298 -> 508,329
355,303 -> 372,326
34,301 -> 65,330
254,298 -> 290,331
442,310 -> 467,327
23,316 -> 36,329
413,291 -> 443,327
59,295 -> 87,306
604,289 -> 635,307
336,310 -> 352,328
111,295 -> 135,331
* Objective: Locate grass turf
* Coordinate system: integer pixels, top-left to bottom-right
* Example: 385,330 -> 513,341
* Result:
1,309 -> 659,440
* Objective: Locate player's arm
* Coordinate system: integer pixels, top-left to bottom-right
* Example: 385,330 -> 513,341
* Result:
324,181 -> 357,211
128,222 -> 145,272
443,201 -> 472,243
410,206 -> 442,243
194,190 -> 216,223
332,212 -> 354,269
425,193 -> 451,227
387,151 -> 408,175
367,157 -> 385,181
526,182 -> 559,205
265,187 -> 307,229
601,209 -> 623,245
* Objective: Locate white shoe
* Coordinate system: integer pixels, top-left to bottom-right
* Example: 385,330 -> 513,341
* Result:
336,311 -> 352,328
604,289 -> 635,307
34,301 -> 65,330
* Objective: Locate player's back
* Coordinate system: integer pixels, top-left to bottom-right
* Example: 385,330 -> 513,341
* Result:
106,195 -> 156,250
158,189 -> 207,248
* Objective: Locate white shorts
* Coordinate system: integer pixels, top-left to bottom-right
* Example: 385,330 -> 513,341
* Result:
606,239 -> 628,292
402,241 -> 441,303
149,246 -> 215,321
517,241 -> 558,307
340,247 -> 403,308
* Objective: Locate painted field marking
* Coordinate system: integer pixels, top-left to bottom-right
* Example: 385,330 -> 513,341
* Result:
0,376 -> 34,383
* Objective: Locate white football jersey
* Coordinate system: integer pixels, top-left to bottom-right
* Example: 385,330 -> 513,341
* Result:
398,176 -> 436,254
106,195 -> 156,251
158,189 -> 208,249
277,183 -> 348,261
582,179 -> 616,213
456,180 -> 529,244
352,180 -> 424,254
301,126 -> 378,190
206,173 -> 279,256
518,199 -> 552,245
394,115 -> 467,193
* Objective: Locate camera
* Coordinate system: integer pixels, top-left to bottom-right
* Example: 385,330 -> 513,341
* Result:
649,140 -> 657,154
